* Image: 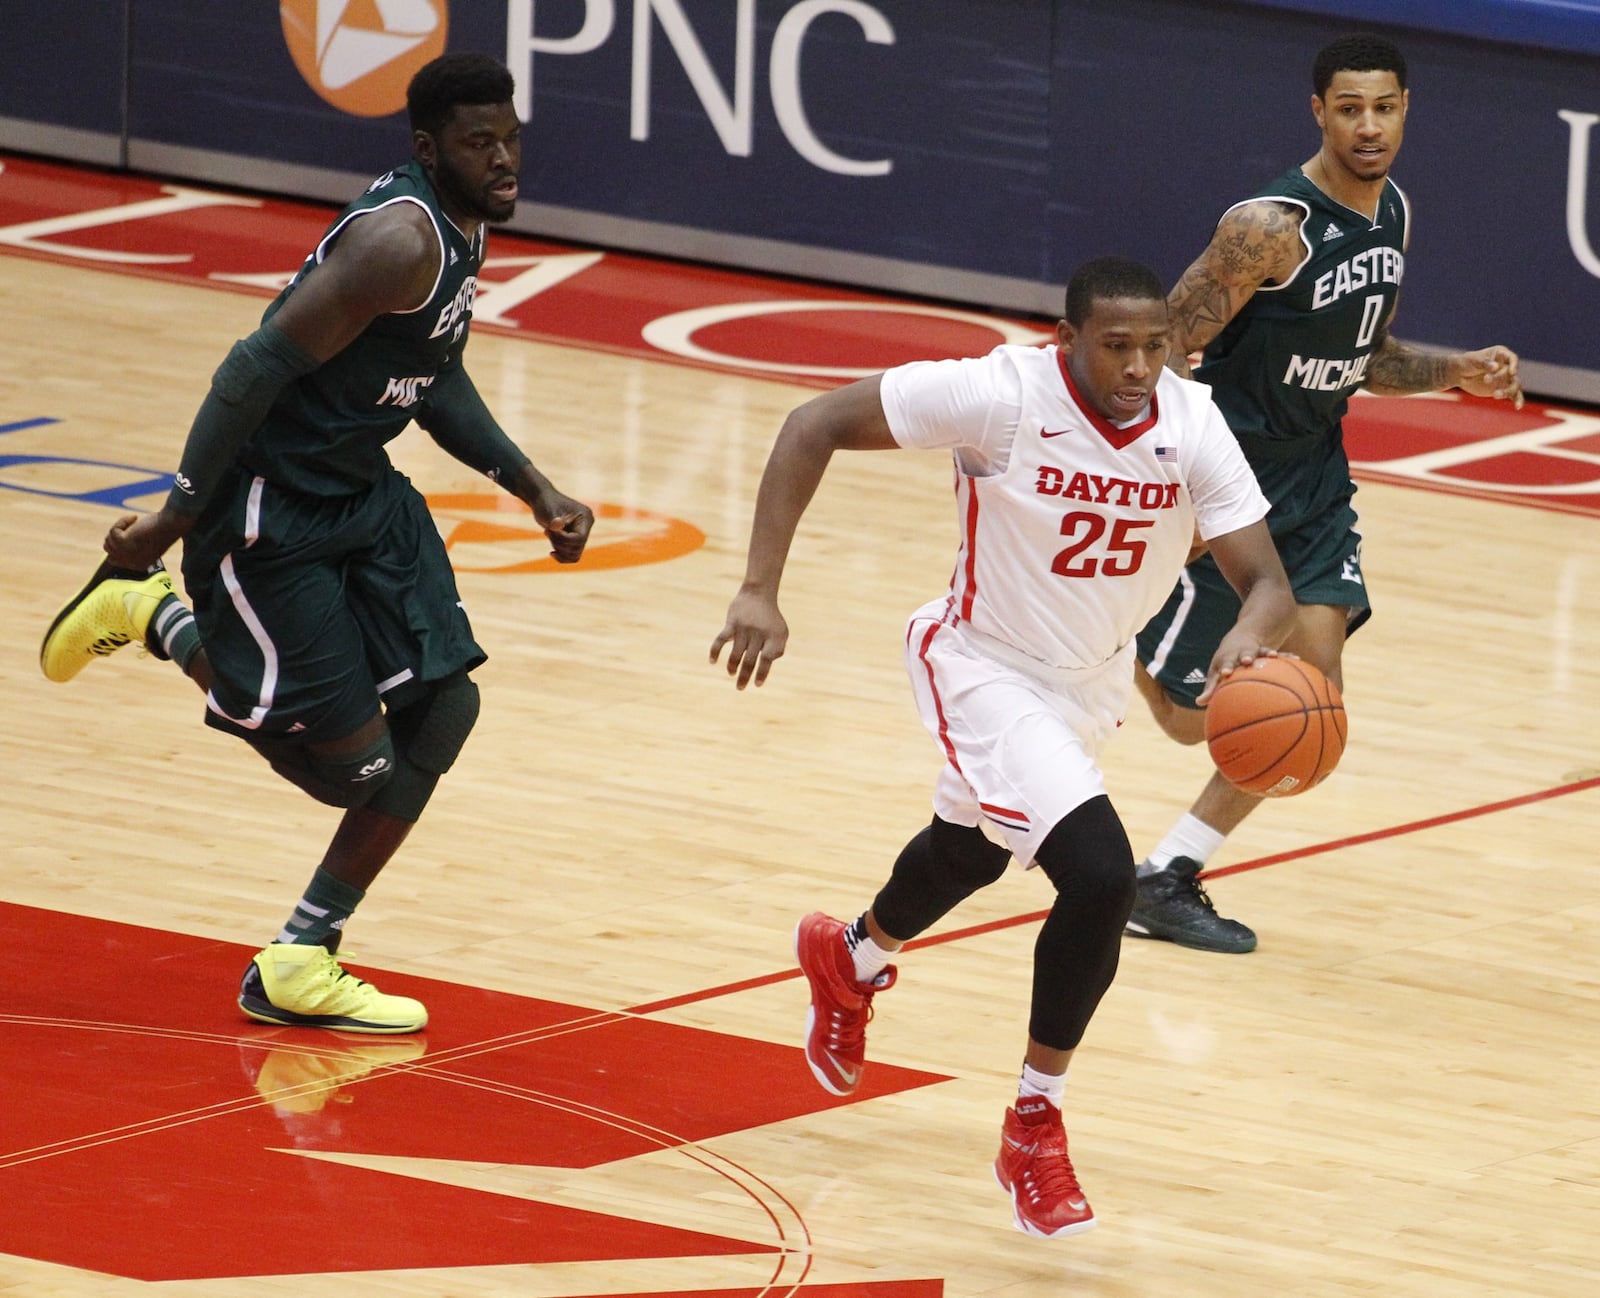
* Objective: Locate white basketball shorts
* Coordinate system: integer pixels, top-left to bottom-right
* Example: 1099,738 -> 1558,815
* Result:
903,600 -> 1133,868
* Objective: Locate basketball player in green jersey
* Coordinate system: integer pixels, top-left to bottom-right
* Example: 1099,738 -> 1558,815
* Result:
1127,33 -> 1523,952
39,53 -> 592,1030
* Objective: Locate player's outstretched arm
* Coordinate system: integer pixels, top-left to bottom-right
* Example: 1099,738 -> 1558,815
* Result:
710,376 -> 898,689
1199,519 -> 1297,704
1365,332 -> 1524,409
1166,200 -> 1306,376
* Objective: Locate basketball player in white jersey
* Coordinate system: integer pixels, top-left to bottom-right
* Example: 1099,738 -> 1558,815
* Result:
711,257 -> 1296,1236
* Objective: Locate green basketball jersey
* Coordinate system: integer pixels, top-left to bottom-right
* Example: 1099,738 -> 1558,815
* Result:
1196,167 -> 1409,455
239,160 -> 485,495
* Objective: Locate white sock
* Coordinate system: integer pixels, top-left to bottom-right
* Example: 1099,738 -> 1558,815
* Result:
1139,813 -> 1226,876
843,917 -> 895,983
1018,1062 -> 1066,1108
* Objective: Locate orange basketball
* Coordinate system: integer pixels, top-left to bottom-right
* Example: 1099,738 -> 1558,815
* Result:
1204,656 -> 1347,797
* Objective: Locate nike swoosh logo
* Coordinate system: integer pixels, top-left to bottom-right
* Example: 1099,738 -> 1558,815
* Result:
1040,427 -> 1073,438
833,1063 -> 859,1086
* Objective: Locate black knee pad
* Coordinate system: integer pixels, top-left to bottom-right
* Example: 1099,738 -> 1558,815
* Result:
873,815 -> 1012,940
364,673 -> 480,822
387,672 -> 480,775
252,729 -> 396,809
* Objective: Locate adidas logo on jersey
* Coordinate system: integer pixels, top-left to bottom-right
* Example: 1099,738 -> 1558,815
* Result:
1183,668 -> 1208,685
1321,222 -> 1344,242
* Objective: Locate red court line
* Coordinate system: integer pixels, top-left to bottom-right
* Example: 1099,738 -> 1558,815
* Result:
1201,773 -> 1600,879
632,775 -> 1600,1015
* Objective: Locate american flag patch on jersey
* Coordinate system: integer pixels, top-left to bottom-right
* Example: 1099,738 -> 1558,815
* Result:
1155,445 -> 1177,461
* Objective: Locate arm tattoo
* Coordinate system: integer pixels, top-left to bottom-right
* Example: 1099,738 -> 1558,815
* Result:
1365,330 -> 1451,394
1167,202 -> 1301,357
1168,261 -> 1235,351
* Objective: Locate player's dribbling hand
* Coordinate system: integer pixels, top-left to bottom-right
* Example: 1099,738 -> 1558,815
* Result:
710,589 -> 787,689
1454,345 -> 1524,410
1197,641 -> 1293,706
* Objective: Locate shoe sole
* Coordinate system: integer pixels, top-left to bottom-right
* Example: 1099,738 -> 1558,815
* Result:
1123,920 -> 1257,954
239,994 -> 427,1034
993,1164 -> 1098,1237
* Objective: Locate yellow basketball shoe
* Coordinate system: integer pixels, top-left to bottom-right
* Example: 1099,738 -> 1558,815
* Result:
239,944 -> 429,1035
40,558 -> 174,682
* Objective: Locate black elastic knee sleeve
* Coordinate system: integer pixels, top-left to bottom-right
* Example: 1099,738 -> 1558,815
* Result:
1028,796 -> 1137,1050
253,730 -> 396,809
364,673 -> 480,822
872,815 -> 1011,941
387,673 -> 480,774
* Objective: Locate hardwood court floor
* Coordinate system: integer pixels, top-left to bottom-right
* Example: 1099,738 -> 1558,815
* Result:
1,165 -> 1597,1298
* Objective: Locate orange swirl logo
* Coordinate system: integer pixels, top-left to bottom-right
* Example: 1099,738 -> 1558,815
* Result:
426,495 -> 706,572
281,0 -> 449,117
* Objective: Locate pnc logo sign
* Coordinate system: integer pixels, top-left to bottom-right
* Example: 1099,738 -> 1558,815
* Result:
281,0 -> 449,117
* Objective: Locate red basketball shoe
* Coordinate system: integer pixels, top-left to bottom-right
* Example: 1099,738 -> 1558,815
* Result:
994,1097 -> 1097,1237
794,912 -> 896,1096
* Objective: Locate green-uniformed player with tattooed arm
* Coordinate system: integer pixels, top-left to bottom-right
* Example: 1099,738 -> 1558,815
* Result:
1125,33 -> 1524,953
40,53 -> 592,1031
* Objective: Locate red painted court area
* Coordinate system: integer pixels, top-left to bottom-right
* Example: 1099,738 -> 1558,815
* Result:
0,901 -> 946,1285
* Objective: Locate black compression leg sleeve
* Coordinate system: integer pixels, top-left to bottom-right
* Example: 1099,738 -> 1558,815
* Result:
1027,795 -> 1138,1051
871,815 -> 1011,942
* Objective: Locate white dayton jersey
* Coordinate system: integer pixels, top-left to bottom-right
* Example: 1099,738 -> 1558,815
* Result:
880,343 -> 1268,671
881,342 -> 1268,861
